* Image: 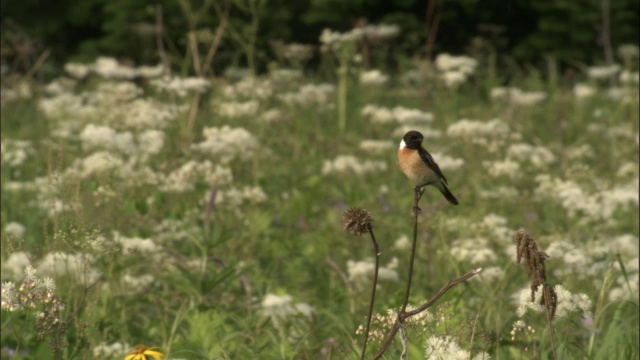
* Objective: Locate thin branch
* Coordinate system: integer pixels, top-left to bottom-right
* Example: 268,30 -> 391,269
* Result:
203,0 -> 231,76
155,5 -> 171,77
373,267 -> 482,359
325,256 -> 352,292
400,186 -> 424,314
24,48 -> 50,79
189,31 -> 202,76
468,302 -> 483,360
360,228 -> 381,360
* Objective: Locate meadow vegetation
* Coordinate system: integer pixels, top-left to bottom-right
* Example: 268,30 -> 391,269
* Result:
1,24 -> 639,360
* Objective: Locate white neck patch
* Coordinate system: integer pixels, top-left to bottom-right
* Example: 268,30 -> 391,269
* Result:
399,139 -> 407,149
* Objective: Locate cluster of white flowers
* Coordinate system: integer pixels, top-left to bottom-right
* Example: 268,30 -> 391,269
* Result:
221,76 -> 274,100
44,77 -> 77,95
2,266 -> 59,314
450,237 -> 498,264
158,160 -> 232,193
424,335 -> 490,360
360,69 -> 389,86
320,28 -> 363,47
435,53 -> 478,88
484,159 -> 520,178
260,293 -> 315,328
322,155 -> 387,175
75,151 -> 125,178
617,44 -> 639,61
280,43 -> 315,62
358,305 -> 435,342
471,214 -> 512,241
490,87 -> 547,106
361,24 -> 401,40
2,251 -> 32,281
121,273 -> 155,293
506,143 -> 556,167
478,185 -> 520,199
535,175 -> 638,223
515,284 -> 592,319
92,342 -> 131,358
359,139 -> 394,153
278,83 -> 335,109
150,76 -> 210,97
269,69 -> 304,83
39,80 -> 188,133
0,80 -> 33,106
619,70 -> 639,84
346,259 -> 399,285
319,24 -> 400,47
64,57 -> 164,80
191,126 -> 260,163
4,222 -> 26,239
259,108 -> 284,123
80,124 -> 136,154
610,256 -> 639,302
152,218 -> 199,244
587,64 -> 621,80
37,251 -> 101,283
216,100 -> 259,119
393,234 -> 412,250
473,266 -> 504,283
214,186 -> 268,207
113,232 -> 163,261
446,118 -> 514,150
1,140 -> 33,167
573,83 -> 596,99
362,104 -> 434,124
606,87 -> 639,103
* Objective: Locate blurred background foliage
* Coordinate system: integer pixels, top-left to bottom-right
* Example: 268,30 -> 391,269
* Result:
1,0 -> 638,75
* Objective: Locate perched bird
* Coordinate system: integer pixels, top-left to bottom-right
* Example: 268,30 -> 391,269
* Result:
398,130 -> 459,205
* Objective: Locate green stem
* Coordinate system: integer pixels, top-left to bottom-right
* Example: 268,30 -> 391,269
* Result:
338,65 -> 348,132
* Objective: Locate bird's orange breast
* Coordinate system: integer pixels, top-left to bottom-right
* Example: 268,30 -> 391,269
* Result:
398,148 -> 438,186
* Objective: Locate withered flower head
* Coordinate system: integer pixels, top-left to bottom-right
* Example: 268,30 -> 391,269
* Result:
540,284 -> 558,320
342,207 -> 373,236
515,230 -> 553,307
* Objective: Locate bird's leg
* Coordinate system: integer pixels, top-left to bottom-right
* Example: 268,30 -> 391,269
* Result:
413,186 -> 424,215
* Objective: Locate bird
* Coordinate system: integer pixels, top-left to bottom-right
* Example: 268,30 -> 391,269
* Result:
398,130 -> 459,206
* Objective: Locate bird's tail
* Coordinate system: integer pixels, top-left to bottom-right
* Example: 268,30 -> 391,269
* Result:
437,182 -> 459,205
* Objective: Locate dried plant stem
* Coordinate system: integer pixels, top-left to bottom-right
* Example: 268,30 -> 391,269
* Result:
543,296 -> 558,360
468,302 -> 483,359
361,228 -> 381,360
373,267 -> 482,359
337,65 -> 348,131
400,186 -> 424,313
155,5 -> 171,77
424,0 -> 441,62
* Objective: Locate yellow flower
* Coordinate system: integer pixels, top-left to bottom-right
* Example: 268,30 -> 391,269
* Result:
124,345 -> 164,360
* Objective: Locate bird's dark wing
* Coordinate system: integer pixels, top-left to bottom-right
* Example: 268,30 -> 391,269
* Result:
418,147 -> 448,184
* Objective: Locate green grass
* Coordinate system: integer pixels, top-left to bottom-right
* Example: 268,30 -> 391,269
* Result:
1,59 -> 638,360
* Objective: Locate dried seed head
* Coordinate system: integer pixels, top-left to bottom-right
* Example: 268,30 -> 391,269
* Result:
540,284 -> 558,320
342,208 -> 373,236
515,230 -> 552,303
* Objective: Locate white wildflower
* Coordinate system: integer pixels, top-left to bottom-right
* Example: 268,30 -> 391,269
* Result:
4,222 -> 26,238
191,126 -> 259,163
151,76 -> 210,97
360,70 -> 389,86
587,64 -> 621,80
573,83 -> 596,99
322,155 -> 387,175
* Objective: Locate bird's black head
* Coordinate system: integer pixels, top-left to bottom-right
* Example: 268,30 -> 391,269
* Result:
402,130 -> 424,149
